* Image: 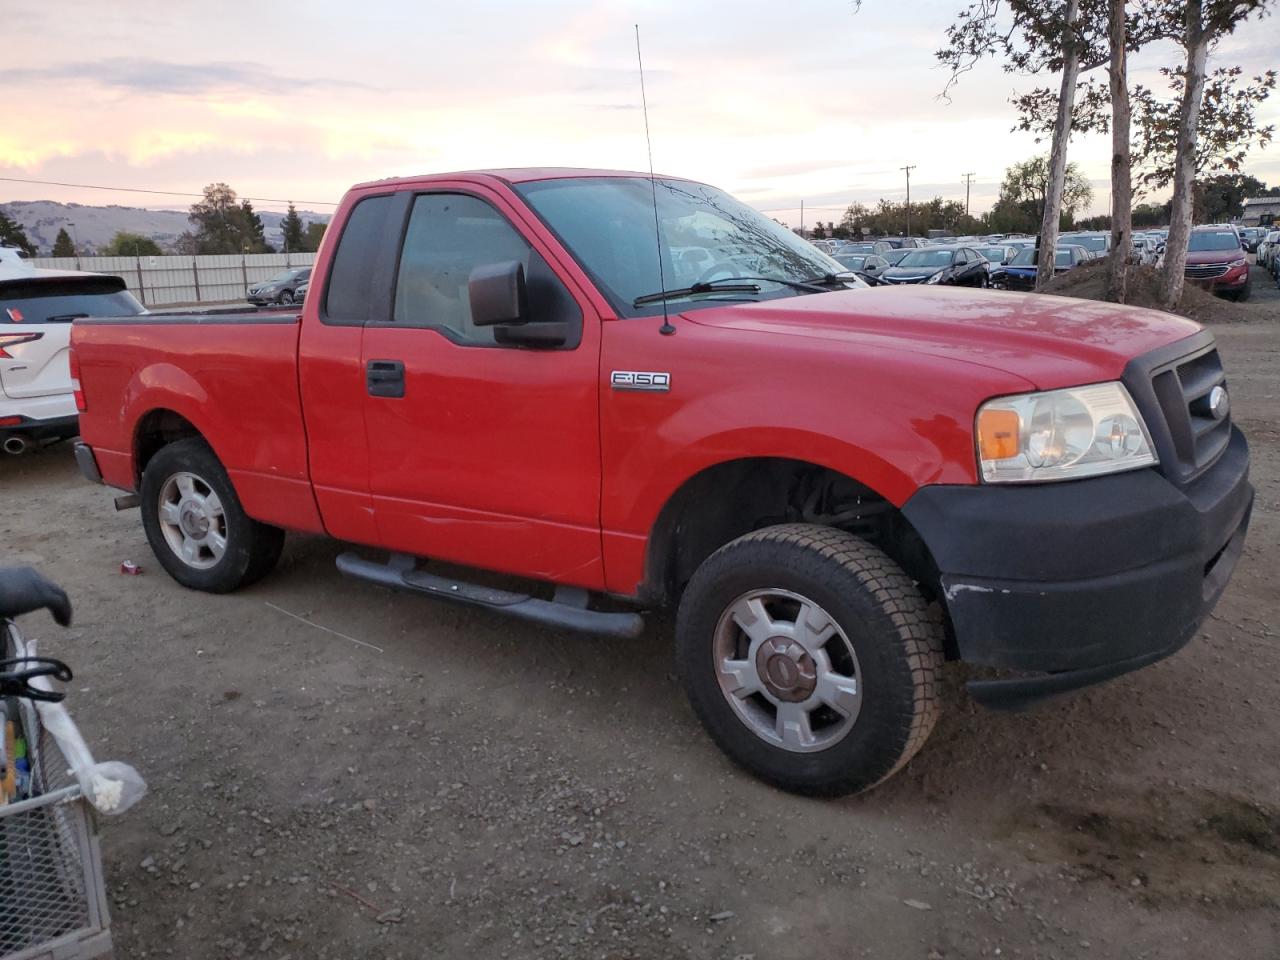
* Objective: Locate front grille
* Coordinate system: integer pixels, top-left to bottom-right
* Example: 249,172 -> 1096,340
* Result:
1185,262 -> 1230,279
1148,346 -> 1231,482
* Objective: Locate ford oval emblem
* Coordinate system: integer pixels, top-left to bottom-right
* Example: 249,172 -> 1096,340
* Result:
1208,384 -> 1230,421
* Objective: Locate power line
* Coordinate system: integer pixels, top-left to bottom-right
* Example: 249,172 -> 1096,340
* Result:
0,176 -> 339,207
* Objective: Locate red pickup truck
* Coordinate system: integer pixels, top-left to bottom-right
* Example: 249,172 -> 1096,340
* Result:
70,169 -> 1253,796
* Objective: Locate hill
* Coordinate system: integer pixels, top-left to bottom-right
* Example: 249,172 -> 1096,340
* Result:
0,199 -> 331,254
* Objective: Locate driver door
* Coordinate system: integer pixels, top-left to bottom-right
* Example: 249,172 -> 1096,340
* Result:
359,187 -> 607,589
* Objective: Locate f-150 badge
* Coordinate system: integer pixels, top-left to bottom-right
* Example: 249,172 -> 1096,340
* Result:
611,371 -> 671,391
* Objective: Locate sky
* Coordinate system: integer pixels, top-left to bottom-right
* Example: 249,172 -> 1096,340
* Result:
1,0 -> 1276,227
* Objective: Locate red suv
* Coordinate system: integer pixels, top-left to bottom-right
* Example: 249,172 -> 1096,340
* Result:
1184,227 -> 1251,301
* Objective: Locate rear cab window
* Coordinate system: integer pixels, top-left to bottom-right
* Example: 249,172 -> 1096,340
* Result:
323,194 -> 394,324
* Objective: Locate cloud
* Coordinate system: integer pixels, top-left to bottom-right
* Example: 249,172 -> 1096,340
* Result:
0,57 -> 374,96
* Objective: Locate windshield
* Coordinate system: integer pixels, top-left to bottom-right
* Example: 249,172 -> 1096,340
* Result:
1187,231 -> 1240,252
267,269 -> 302,283
841,243 -> 876,254
978,247 -> 1008,262
514,177 -> 855,316
1,278 -> 145,323
896,250 -> 955,268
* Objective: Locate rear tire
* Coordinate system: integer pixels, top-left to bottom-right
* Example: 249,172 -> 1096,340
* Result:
676,524 -> 944,796
140,438 -> 284,593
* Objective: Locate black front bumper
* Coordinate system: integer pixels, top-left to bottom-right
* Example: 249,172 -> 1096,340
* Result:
902,426 -> 1253,710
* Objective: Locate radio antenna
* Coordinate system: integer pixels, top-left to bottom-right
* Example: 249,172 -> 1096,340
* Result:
635,24 -> 675,336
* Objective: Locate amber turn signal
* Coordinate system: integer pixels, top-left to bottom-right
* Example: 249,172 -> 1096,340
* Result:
978,408 -> 1021,461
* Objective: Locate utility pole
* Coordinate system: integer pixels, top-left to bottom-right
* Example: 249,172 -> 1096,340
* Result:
901,165 -> 916,237
963,172 -> 976,217
800,199 -> 805,239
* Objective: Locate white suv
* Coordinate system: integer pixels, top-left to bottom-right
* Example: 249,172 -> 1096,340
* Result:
1,267 -> 145,454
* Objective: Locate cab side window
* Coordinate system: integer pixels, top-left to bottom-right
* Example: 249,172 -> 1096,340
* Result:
393,193 -> 580,348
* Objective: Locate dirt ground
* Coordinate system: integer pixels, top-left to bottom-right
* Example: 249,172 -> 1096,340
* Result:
3,267 -> 1279,959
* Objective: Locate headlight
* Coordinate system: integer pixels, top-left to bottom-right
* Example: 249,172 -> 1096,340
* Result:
976,382 -> 1157,483
925,271 -> 943,284
1229,258 -> 1246,268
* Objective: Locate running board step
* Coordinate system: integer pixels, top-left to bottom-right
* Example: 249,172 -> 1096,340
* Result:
335,552 -> 646,639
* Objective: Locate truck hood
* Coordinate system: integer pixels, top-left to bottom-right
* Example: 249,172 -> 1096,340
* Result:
684,286 -> 1202,390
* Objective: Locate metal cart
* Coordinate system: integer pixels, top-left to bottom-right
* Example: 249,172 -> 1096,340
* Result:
2,620 -> 114,960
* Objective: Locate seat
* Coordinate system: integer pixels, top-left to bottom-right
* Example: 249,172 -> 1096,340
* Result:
0,567 -> 72,626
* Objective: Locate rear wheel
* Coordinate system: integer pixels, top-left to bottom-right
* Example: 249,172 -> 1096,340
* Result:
676,524 -> 944,796
140,438 -> 284,593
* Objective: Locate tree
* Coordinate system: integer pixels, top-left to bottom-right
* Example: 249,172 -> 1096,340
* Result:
239,200 -> 273,253
1198,173 -> 1274,221
1106,0 -> 1133,302
936,0 -> 1107,288
302,221 -> 327,252
998,156 -> 1094,225
51,228 -> 76,258
280,204 -> 305,253
100,231 -> 163,257
1154,0 -> 1272,308
188,183 -> 275,255
0,209 -> 37,256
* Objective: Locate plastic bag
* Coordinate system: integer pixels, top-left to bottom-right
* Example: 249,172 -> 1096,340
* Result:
23,637 -> 147,815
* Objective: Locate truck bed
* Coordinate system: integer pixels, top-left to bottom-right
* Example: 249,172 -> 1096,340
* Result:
72,308 -> 324,534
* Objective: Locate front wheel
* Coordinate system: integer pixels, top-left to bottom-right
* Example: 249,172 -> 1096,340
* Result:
140,438 -> 285,593
277,290 -> 295,305
676,524 -> 944,796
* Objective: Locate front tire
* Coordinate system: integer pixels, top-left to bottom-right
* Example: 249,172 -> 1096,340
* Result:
277,290 -> 295,305
676,524 -> 944,796
140,438 -> 285,593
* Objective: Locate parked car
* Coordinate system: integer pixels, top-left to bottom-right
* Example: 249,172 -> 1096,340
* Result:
837,241 -> 893,256
246,267 -> 311,305
996,244 -> 1092,291
1257,229 -> 1280,275
0,247 -> 31,269
1132,235 -> 1159,265
295,279 -> 310,304
1,267 -> 145,454
876,237 -> 925,250
877,245 -> 991,286
1184,226 -> 1251,301
976,245 -> 1016,265
1059,232 -> 1110,257
1238,227 -> 1264,253
833,253 -> 890,279
72,167 -> 1252,798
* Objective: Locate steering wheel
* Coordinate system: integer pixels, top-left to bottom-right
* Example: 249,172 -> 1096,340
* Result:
696,261 -> 748,285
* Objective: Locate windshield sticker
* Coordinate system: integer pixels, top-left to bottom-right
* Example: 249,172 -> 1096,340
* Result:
5,308 -> 23,323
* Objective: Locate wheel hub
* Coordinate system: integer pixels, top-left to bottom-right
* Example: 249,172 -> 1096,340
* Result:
755,637 -> 817,702
178,500 -> 210,538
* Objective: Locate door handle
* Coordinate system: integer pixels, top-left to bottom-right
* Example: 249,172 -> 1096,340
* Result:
366,359 -> 405,398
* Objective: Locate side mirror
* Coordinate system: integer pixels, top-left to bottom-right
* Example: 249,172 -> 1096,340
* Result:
468,259 -> 572,348
469,260 -> 528,327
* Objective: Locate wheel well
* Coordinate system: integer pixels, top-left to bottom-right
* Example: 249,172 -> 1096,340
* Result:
642,457 -> 941,608
133,409 -> 203,485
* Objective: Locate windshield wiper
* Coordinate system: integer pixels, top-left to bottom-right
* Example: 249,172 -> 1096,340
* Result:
797,271 -> 863,287
633,275 -> 833,307
634,279 -> 760,306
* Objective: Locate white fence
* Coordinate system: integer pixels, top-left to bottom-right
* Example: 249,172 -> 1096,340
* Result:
28,253 -> 317,308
